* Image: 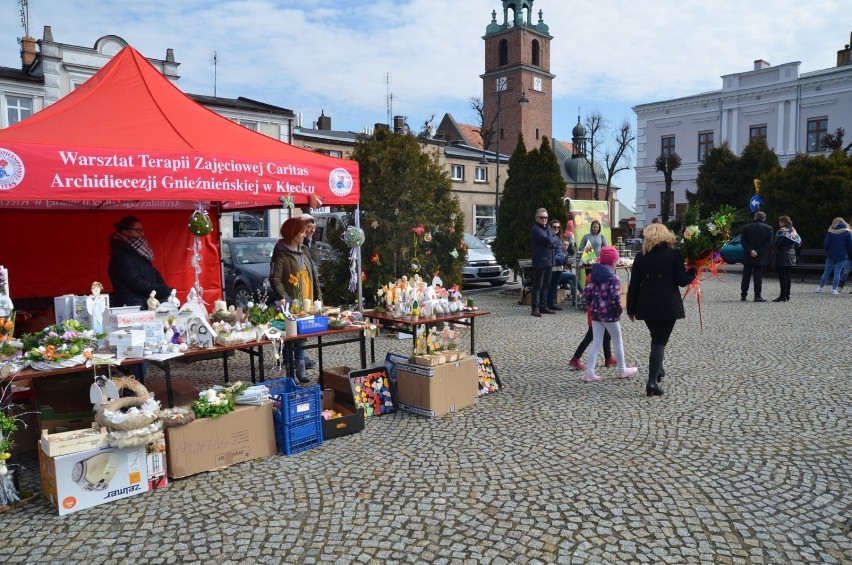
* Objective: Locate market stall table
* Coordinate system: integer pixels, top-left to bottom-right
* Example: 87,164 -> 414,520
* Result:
361,309 -> 490,363
269,325 -> 368,386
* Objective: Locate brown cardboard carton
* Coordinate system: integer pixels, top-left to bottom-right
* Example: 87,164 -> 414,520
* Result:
396,356 -> 478,417
321,366 -> 357,408
164,403 -> 276,478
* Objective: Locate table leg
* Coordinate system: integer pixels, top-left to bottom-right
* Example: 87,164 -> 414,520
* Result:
164,361 -> 174,408
317,336 -> 324,376
470,317 -> 476,354
360,330 -> 366,369
223,350 -> 230,383
370,333 -> 376,364
258,345 -> 265,382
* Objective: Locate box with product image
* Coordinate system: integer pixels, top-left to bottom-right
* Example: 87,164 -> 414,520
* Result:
38,443 -> 149,516
396,356 -> 479,418
164,403 -> 276,479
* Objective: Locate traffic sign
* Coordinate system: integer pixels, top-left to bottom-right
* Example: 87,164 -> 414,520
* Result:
627,217 -> 637,229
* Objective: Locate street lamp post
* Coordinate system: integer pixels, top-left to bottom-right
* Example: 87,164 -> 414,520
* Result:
484,80 -> 528,224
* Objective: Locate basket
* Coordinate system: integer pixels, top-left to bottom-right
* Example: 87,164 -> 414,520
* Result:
263,377 -> 322,425
296,316 -> 329,335
263,377 -> 324,455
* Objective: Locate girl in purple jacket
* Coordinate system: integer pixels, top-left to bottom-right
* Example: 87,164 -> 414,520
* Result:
580,246 -> 637,382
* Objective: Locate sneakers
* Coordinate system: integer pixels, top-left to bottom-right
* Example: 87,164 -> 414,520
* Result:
582,374 -> 601,382
568,358 -> 585,371
304,357 -> 317,369
604,357 -> 617,367
617,367 -> 638,378
816,287 -> 824,293
830,289 -> 840,295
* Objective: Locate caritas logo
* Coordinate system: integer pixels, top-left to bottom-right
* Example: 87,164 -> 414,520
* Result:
0,148 -> 26,190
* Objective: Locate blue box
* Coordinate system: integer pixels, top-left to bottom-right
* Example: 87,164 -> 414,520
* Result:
296,316 -> 329,335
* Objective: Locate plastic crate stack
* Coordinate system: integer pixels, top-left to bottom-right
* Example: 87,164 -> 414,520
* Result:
264,377 -> 323,455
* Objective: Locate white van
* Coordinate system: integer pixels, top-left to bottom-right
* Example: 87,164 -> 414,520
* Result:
311,212 -> 350,263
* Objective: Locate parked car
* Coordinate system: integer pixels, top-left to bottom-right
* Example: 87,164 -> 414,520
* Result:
311,211 -> 349,264
221,237 -> 278,309
462,233 -> 509,287
720,234 -> 744,264
475,223 -> 497,248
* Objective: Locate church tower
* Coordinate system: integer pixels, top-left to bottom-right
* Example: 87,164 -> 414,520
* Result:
482,1 -> 553,154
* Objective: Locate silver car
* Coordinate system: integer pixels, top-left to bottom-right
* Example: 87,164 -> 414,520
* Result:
462,233 -> 509,287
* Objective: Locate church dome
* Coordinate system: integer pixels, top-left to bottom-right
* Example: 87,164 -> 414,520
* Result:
563,156 -> 606,185
572,120 -> 586,138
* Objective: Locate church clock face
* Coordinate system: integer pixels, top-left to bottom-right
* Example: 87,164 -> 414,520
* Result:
533,76 -> 542,92
497,76 -> 507,92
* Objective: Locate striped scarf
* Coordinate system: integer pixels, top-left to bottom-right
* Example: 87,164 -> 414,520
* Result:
113,232 -> 155,261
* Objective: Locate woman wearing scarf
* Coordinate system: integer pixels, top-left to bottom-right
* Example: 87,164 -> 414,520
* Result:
772,216 -> 802,302
108,216 -> 172,308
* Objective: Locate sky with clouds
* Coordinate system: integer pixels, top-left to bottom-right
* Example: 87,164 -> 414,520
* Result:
1,0 -> 849,208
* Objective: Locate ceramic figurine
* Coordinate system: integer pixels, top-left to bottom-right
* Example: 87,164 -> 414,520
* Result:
86,281 -> 107,333
146,290 -> 160,311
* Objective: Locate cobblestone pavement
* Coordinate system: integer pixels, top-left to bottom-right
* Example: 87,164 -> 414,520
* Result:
1,273 -> 850,564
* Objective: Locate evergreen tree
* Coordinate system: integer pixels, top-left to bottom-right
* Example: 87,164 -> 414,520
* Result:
318,130 -> 465,306
492,136 -> 566,269
688,142 -> 739,216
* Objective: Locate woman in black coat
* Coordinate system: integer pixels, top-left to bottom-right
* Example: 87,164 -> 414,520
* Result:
107,216 -> 172,308
772,215 -> 801,302
626,223 -> 696,397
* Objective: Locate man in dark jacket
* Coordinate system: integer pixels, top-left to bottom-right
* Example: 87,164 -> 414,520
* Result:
530,208 -> 556,316
740,211 -> 774,302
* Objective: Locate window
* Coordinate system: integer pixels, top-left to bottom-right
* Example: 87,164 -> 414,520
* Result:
319,149 -> 343,158
698,131 -> 714,161
749,124 -> 767,142
475,205 -> 495,230
806,118 -> 828,152
6,96 -> 32,125
536,128 -> 540,140
498,40 -> 508,66
240,120 -> 258,131
661,136 -> 676,156
497,76 -> 507,92
475,166 -> 488,183
451,164 -> 464,181
531,40 -> 540,66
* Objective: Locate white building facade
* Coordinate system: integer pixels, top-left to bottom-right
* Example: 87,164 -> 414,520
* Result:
633,34 -> 852,226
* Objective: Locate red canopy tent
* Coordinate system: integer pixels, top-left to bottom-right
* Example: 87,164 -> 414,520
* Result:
0,46 -> 360,312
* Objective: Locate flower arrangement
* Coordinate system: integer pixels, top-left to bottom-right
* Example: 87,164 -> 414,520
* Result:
287,268 -> 310,316
679,203 -> 735,269
245,283 -> 278,326
191,381 -> 251,419
678,203 -> 735,333
21,319 -> 103,363
0,312 -> 14,342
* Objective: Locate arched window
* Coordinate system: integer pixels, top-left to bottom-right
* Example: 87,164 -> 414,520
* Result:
499,39 -> 508,66
532,40 -> 540,66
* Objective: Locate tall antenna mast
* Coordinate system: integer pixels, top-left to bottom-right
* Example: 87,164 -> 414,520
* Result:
213,51 -> 218,97
19,0 -> 30,36
385,72 -> 393,126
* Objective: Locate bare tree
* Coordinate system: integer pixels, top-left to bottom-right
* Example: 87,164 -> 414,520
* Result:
470,97 -> 494,150
655,151 -> 682,224
602,119 -> 635,203
583,111 -> 606,199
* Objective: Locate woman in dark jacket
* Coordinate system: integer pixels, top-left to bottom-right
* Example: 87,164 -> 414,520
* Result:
108,216 -> 171,308
626,223 -> 696,397
773,215 -> 801,302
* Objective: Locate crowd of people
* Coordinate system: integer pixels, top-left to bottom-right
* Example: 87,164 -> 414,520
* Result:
528,208 -> 851,397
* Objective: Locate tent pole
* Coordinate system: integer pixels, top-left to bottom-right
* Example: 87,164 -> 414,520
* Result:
355,206 -> 363,313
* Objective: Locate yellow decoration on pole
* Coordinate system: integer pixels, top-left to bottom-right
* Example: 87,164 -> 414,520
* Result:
753,179 -> 762,193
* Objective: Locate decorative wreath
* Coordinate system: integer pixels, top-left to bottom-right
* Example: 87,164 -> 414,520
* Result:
342,226 -> 365,248
95,377 -> 160,431
159,406 -> 195,428
189,209 -> 213,236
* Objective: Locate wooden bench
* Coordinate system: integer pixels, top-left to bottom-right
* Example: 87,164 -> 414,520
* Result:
517,259 -> 534,305
792,249 -> 827,281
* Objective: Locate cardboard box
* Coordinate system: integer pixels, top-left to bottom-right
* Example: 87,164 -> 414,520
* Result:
164,403 -> 276,479
396,356 -> 478,418
40,425 -> 109,457
145,437 -> 168,491
321,366 -> 358,409
108,329 -> 145,347
109,308 -> 156,328
39,444 -> 148,515
321,389 -> 364,439
520,288 -> 566,306
116,344 -> 145,359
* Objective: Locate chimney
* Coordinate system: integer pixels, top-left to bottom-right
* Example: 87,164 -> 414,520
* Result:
837,32 -> 851,67
374,123 -> 390,132
20,36 -> 37,69
317,111 -> 331,131
393,115 -> 405,133
753,59 -> 770,70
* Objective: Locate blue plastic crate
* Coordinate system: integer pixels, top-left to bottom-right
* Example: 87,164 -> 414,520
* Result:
263,377 -> 322,425
296,315 -> 329,335
273,408 -> 323,455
